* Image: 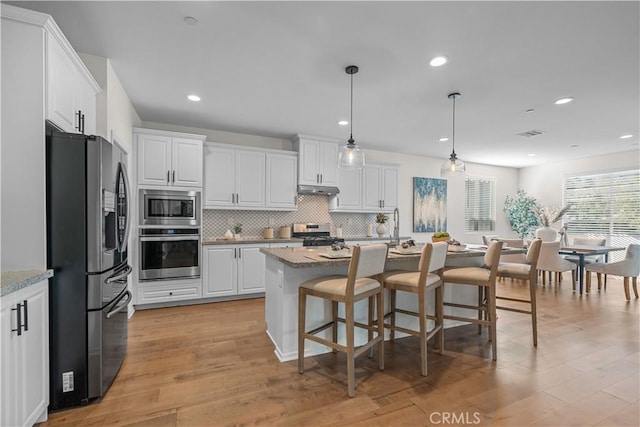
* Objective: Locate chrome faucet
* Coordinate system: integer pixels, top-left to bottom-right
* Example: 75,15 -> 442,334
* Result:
391,207 -> 400,244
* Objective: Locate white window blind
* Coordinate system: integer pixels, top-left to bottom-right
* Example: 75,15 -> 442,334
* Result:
563,169 -> 640,261
465,176 -> 496,232
564,170 -> 640,235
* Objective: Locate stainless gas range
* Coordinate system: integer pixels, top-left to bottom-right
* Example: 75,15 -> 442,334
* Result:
292,223 -> 345,247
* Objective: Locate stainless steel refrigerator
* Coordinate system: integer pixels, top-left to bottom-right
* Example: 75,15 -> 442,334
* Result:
46,123 -> 131,410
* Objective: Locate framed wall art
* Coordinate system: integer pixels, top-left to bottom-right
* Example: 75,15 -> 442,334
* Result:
413,177 -> 447,232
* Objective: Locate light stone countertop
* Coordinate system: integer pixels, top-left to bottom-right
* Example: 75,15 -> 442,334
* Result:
260,246 -> 526,269
1,269 -> 53,298
202,238 -> 303,245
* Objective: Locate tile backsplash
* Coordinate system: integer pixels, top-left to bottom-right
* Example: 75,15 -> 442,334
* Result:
203,195 -> 378,239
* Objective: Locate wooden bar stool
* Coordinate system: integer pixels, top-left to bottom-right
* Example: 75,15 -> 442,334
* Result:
298,243 -> 389,397
442,240 -> 503,361
496,238 -> 542,346
382,242 -> 448,376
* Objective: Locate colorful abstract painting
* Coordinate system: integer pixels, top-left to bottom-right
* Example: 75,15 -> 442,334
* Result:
413,177 -> 447,232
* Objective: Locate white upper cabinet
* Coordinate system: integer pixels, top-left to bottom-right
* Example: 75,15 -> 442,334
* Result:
363,164 -> 398,212
135,128 -> 205,188
332,163 -> 398,213
266,153 -> 298,210
293,135 -> 338,187
329,167 -> 363,211
46,20 -> 99,135
204,142 -> 297,211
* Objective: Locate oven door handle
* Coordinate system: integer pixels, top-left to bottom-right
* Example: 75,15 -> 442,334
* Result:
106,290 -> 132,319
139,235 -> 200,242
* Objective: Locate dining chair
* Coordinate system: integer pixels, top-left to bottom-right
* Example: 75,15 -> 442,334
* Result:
497,238 -> 526,264
298,243 -> 388,397
496,238 -> 542,346
537,241 -> 576,289
585,244 -> 640,300
381,242 -> 448,376
482,234 -> 499,246
442,240 -> 503,361
565,237 -> 607,289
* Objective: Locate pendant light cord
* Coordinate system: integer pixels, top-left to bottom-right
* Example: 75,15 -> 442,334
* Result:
451,94 -> 456,156
349,72 -> 354,144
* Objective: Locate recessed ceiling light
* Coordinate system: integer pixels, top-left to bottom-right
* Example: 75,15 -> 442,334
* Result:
570,144 -> 580,148
338,120 -> 348,126
527,153 -> 536,157
554,97 -> 574,105
184,16 -> 199,25
620,134 -> 633,139
525,108 -> 535,113
187,94 -> 201,102
429,56 -> 448,67
439,137 -> 449,142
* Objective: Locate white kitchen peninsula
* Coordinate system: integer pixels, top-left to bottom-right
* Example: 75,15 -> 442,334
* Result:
261,246 -> 514,362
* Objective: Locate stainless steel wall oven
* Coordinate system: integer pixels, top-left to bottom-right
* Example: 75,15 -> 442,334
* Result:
139,189 -> 200,226
139,228 -> 200,281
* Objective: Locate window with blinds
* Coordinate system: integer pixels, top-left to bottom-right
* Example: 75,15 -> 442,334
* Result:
465,176 -> 496,232
563,169 -> 640,261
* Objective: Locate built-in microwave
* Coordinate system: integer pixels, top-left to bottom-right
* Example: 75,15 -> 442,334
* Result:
139,189 -> 200,226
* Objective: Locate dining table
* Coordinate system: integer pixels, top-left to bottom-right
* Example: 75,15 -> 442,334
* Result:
559,244 -> 626,295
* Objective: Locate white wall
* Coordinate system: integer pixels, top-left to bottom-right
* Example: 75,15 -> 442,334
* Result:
1,17 -> 47,270
519,150 -> 640,207
141,121 -> 290,151
79,53 -> 141,151
364,149 -> 519,244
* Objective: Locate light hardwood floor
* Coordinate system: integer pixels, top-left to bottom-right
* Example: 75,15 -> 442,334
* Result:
42,277 -> 639,426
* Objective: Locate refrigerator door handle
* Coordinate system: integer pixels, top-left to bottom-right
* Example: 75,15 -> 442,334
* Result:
118,162 -> 132,253
106,291 -> 132,319
106,265 -> 132,284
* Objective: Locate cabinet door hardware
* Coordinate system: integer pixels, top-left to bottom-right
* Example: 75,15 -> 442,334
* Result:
22,300 -> 28,332
167,171 -> 170,184
75,110 -> 82,132
320,174 -> 323,183
80,113 -> 85,134
172,170 -> 175,183
11,302 -> 23,336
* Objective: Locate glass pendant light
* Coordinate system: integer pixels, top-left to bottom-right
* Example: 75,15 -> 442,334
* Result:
440,92 -> 466,177
338,65 -> 365,169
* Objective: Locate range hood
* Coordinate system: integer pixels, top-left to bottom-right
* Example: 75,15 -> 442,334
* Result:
297,185 -> 340,196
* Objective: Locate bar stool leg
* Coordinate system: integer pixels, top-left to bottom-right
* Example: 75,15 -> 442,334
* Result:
376,291 -> 384,371
435,285 -> 444,354
419,288 -> 427,376
529,276 -> 538,347
368,297 -> 374,357
345,302 -> 356,397
389,289 -> 397,341
332,301 -> 338,353
298,289 -> 306,374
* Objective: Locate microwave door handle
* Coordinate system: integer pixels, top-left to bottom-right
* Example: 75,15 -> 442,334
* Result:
139,235 -> 200,242
119,162 -> 131,253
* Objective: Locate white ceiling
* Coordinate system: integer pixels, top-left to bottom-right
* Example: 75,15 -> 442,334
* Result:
11,1 -> 640,168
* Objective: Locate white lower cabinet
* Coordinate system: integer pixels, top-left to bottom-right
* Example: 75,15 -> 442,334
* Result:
137,279 -> 202,305
1,279 -> 49,427
203,244 -> 269,297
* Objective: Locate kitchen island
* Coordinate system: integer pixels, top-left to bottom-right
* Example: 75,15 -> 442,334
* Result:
261,245 -> 521,362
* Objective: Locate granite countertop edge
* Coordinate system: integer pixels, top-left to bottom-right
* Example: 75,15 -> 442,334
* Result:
1,269 -> 53,298
203,238 -> 303,245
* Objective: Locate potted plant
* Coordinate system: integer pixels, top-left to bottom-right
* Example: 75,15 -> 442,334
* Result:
531,204 -> 571,241
375,213 -> 389,236
232,223 -> 243,239
503,190 -> 539,239
432,231 -> 450,243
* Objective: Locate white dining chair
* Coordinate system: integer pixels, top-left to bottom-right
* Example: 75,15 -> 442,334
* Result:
537,241 -> 576,288
585,244 -> 640,300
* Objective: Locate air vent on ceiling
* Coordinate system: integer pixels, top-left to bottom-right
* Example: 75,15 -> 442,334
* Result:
517,129 -> 545,138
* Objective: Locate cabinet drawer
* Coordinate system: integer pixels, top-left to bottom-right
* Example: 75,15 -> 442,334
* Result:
138,283 -> 201,304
